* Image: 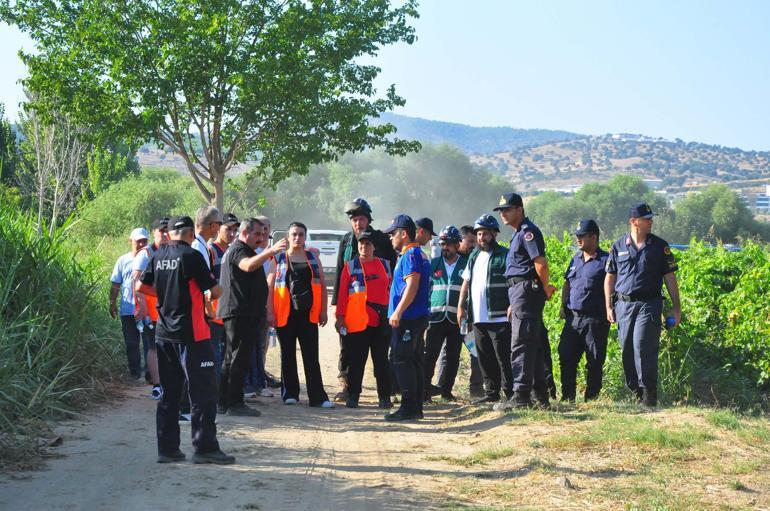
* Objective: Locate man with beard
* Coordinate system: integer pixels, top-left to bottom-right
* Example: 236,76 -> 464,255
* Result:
423,226 -> 468,402
457,215 -> 513,406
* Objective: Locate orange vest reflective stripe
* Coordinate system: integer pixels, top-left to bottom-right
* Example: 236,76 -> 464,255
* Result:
344,257 -> 390,334
273,250 -> 322,328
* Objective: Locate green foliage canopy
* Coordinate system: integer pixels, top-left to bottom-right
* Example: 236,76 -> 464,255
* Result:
1,0 -> 421,209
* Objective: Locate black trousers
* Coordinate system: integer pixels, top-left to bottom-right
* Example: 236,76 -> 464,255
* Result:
474,322 -> 513,399
540,321 -> 557,399
337,335 -> 349,381
558,313 -> 610,401
438,351 -> 484,393
219,316 -> 260,409
343,326 -> 391,399
119,315 -> 142,376
156,340 -> 219,455
277,309 -> 329,406
390,317 -> 428,413
424,319 -> 463,395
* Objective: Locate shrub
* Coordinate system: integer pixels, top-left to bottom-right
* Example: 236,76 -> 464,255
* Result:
0,203 -> 120,438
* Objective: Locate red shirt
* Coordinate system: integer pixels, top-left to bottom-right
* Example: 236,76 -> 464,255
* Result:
336,258 -> 390,327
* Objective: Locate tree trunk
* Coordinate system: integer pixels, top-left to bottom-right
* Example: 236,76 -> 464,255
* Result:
213,168 -> 225,211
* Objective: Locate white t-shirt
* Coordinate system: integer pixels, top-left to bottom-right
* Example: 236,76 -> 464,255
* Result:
462,250 -> 507,324
444,258 -> 458,280
191,234 -> 211,269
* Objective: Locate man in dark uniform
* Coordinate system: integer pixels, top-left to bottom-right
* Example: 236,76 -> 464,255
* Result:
605,202 -> 681,408
558,219 -> 610,402
138,216 -> 234,465
495,193 -> 557,409
332,198 -> 398,401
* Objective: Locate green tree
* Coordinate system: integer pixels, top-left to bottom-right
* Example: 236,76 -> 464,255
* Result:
2,0 -> 421,210
0,103 -> 16,184
671,184 -> 762,243
86,144 -> 140,197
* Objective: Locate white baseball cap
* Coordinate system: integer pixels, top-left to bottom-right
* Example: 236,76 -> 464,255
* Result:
130,227 -> 149,241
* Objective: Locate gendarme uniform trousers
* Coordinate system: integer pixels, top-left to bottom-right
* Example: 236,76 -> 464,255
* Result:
606,233 -> 678,401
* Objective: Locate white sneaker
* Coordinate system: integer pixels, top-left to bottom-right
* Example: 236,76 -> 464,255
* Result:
258,387 -> 274,398
320,400 -> 334,409
284,398 -> 298,405
243,390 -> 257,398
179,413 -> 192,422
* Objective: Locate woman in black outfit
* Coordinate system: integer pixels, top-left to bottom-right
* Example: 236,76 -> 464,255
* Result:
270,222 -> 333,408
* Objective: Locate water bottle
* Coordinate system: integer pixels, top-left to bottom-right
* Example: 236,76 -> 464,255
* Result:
268,327 -> 278,347
401,329 -> 412,342
136,319 -> 144,334
460,319 -> 469,336
339,327 -> 348,336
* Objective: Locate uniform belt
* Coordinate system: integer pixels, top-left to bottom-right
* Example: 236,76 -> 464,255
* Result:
616,292 -> 659,302
570,309 -> 604,318
506,276 -> 536,286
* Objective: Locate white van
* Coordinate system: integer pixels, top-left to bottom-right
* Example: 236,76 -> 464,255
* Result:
271,228 -> 347,286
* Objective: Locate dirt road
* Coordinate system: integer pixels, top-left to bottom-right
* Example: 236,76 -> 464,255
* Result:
0,316 -> 480,511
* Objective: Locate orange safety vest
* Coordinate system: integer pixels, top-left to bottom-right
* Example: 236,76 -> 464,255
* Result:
344,257 -> 391,334
135,245 -> 159,322
273,250 -> 323,327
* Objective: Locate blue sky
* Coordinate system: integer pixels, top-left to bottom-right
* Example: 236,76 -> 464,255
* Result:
2,1 -> 770,149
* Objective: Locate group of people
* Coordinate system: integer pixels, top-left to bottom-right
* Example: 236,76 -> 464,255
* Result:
110,192 -> 681,463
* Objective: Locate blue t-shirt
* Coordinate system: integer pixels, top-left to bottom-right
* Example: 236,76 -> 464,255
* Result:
111,252 -> 137,316
388,245 -> 431,320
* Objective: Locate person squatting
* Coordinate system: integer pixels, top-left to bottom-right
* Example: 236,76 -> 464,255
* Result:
110,195 -> 680,462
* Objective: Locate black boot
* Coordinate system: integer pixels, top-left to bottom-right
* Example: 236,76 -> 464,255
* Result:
642,388 -> 657,408
534,388 -> 551,410
513,390 -> 534,409
346,392 -> 360,408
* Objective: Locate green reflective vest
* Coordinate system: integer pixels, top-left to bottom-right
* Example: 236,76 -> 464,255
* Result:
429,255 -> 468,324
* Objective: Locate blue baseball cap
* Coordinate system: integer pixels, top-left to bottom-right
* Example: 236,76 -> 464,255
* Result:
629,202 -> 657,219
573,219 -> 600,236
382,214 -> 416,234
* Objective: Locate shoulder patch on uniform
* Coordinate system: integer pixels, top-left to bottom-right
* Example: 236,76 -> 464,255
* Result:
663,246 -> 671,255
524,232 -> 534,242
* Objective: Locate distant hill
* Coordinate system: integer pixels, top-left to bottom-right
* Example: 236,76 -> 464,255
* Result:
373,112 -> 581,154
471,134 -> 770,193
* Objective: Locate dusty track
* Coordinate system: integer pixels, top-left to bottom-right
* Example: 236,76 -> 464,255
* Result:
0,311 -> 475,510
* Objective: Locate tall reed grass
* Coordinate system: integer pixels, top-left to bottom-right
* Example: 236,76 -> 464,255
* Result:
0,203 -> 120,441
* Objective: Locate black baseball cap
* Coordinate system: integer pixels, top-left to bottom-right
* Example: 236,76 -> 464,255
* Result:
169,215 -> 195,231
573,219 -> 600,236
493,192 -> 524,211
356,230 -> 375,243
151,217 -> 169,230
629,202 -> 657,219
223,212 -> 239,226
382,214 -> 416,234
415,217 -> 436,236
